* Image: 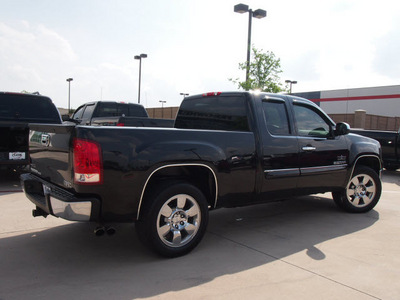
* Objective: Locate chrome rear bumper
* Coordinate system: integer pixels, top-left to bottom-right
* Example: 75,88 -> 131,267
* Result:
20,173 -> 100,222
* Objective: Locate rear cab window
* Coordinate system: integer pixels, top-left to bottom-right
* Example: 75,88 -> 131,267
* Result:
94,102 -> 148,118
175,93 -> 250,131
0,93 -> 61,124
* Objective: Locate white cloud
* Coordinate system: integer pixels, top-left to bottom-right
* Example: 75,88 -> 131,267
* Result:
0,22 -> 77,100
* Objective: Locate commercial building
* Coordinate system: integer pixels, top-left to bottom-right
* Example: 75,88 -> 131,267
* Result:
294,85 -> 400,117
294,85 -> 400,130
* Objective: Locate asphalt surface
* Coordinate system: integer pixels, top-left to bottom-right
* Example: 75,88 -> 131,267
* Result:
1,170 -> 400,300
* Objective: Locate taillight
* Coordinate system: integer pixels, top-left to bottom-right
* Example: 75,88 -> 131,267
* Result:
116,123 -> 125,126
73,138 -> 103,185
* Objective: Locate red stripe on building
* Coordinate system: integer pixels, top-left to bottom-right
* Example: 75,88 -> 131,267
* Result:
310,94 -> 400,102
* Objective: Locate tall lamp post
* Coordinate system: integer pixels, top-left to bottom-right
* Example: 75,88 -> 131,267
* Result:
66,78 -> 73,113
134,53 -> 147,104
285,80 -> 297,94
159,100 -> 166,118
180,92 -> 189,99
234,3 -> 267,90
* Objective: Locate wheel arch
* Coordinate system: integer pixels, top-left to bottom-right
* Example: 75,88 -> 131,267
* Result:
137,163 -> 218,220
351,155 -> 382,178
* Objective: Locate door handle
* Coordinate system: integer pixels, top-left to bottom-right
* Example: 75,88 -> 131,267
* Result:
302,146 -> 316,152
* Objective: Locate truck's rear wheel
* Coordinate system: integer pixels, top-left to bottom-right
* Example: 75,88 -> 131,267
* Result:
332,166 -> 381,213
136,183 -> 209,257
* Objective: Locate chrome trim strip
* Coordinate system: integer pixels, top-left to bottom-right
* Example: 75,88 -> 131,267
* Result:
265,165 -> 347,177
264,168 -> 300,178
300,164 -> 347,174
137,163 -> 218,219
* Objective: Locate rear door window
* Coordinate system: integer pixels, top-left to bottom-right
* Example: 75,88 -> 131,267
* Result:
73,105 -> 85,120
81,104 -> 95,121
262,100 -> 290,135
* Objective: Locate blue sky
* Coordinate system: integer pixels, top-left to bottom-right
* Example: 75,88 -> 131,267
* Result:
1,0 -> 399,109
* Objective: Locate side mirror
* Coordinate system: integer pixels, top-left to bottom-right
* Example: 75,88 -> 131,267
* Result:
62,114 -> 80,124
61,114 -> 70,121
335,122 -> 350,136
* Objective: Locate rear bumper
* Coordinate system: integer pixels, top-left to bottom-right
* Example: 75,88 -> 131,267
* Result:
20,173 -> 100,222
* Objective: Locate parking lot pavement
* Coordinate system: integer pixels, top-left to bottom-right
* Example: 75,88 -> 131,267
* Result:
0,170 -> 400,300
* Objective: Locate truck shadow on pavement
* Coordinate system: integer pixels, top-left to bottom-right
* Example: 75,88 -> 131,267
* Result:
0,194 -> 379,299
382,169 -> 400,187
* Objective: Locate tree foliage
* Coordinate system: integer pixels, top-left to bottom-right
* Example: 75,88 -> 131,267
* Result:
230,47 -> 286,93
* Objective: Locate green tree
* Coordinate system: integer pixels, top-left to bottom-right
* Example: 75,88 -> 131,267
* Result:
230,47 -> 286,93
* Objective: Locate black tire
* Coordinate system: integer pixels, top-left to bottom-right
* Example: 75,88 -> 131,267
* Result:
332,166 -> 381,213
136,182 -> 209,257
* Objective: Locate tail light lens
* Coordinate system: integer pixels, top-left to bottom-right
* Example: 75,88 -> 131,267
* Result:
73,138 -> 103,185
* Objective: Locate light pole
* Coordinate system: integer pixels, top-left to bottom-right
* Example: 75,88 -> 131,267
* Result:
159,100 -> 166,118
285,80 -> 297,94
180,92 -> 189,99
66,78 -> 73,113
234,3 -> 266,90
134,53 -> 147,104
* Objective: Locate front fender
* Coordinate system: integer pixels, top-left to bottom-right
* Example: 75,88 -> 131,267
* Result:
347,133 -> 381,165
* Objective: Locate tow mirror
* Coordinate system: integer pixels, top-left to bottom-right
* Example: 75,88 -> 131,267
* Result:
335,122 -> 350,136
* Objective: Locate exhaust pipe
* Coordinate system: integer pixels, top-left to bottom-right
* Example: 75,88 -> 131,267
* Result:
106,227 -> 116,236
94,226 -> 116,236
94,226 -> 106,236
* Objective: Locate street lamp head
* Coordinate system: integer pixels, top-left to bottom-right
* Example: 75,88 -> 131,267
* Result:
66,78 -> 73,82
285,80 -> 298,84
234,3 -> 249,13
135,54 -> 147,60
253,9 -> 267,19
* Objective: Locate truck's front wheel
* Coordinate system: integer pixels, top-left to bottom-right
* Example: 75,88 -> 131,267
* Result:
136,183 -> 209,257
332,166 -> 381,213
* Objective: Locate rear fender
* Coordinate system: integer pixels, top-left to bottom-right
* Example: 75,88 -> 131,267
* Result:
137,163 -> 218,220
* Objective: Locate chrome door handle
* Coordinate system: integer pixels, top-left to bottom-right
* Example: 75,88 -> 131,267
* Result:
302,146 -> 316,151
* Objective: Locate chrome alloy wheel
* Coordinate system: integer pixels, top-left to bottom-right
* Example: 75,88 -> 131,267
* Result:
346,173 -> 376,207
156,194 -> 201,248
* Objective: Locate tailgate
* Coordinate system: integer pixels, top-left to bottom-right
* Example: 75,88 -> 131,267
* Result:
29,124 -> 75,188
0,122 -> 29,166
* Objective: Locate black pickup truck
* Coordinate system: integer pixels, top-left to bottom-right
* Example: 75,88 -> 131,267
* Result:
66,101 -> 174,127
21,91 -> 382,257
351,127 -> 399,171
0,92 -> 61,171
